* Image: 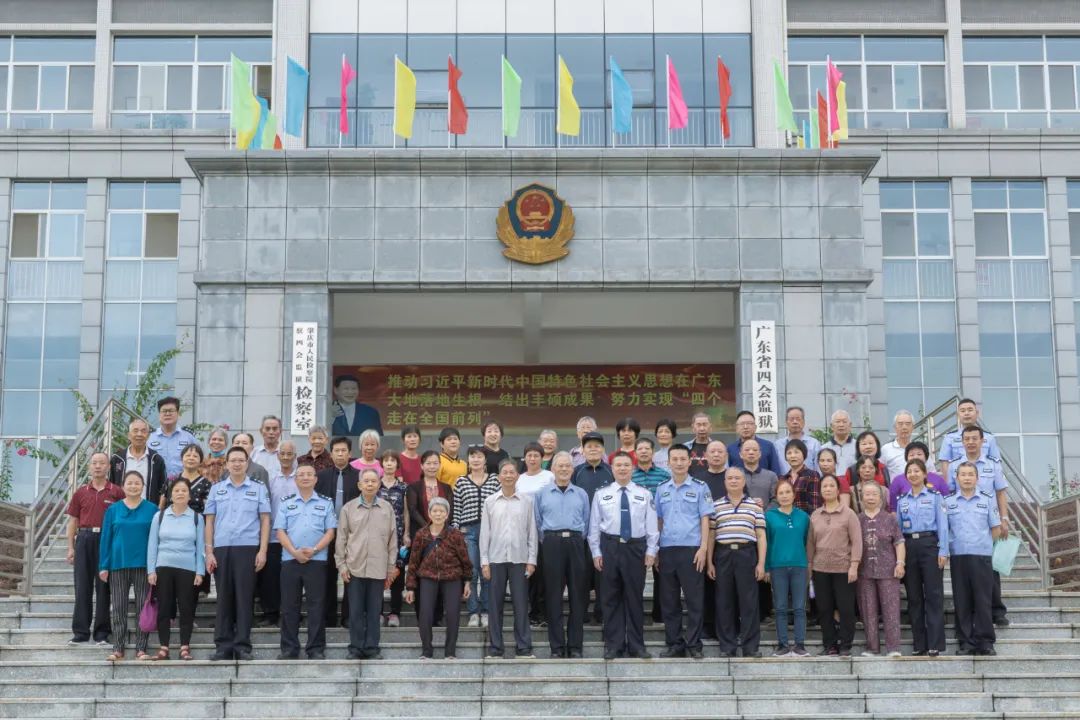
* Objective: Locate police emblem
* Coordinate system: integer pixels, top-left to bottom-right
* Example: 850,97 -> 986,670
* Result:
496,183 -> 575,264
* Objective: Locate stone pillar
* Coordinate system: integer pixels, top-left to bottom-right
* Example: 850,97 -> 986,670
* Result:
0,179 -> 9,393
951,178 -> 982,401
1047,177 -> 1080,489
174,178 -> 201,406
92,0 -> 112,130
863,175 -> 888,431
275,0 -> 310,149
79,178 -> 107,416
945,0 -> 966,129
751,0 -> 787,149
193,286 -> 247,431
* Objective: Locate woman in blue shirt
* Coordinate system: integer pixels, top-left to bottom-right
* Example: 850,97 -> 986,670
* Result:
764,479 -> 811,657
98,470 -> 157,661
147,477 -> 206,660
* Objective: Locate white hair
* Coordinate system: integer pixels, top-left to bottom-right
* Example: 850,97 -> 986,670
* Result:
358,429 -> 382,448
576,416 -> 597,430
893,410 -> 914,424
830,409 -> 851,423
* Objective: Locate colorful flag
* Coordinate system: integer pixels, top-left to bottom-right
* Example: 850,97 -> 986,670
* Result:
609,56 -> 633,134
501,56 -> 522,137
230,54 -> 260,149
448,56 -> 468,135
340,54 -> 356,136
717,57 -> 733,140
666,56 -> 689,130
557,56 -> 581,136
826,58 -> 843,136
285,56 -> 308,138
801,119 -> 810,149
833,80 -> 849,142
808,113 -> 818,149
261,111 -> 278,149
394,57 -> 417,139
797,133 -> 805,149
773,60 -> 798,133
817,91 -> 829,149
254,96 -> 269,148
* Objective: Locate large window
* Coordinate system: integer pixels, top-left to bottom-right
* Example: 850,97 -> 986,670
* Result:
100,182 -> 180,404
3,183 -> 85,501
308,33 -> 753,148
788,36 -> 947,131
111,36 -> 271,129
0,36 -> 95,130
965,37 -> 1080,129
973,180 -> 1058,495
881,181 -> 958,419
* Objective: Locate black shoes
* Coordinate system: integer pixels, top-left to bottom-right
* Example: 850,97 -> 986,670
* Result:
994,616 -> 1010,627
307,651 -> 326,660
276,652 -> 299,660
603,649 -> 619,660
628,650 -> 652,660
688,648 -> 704,659
235,650 -> 255,661
659,647 -> 687,658
209,651 -> 232,662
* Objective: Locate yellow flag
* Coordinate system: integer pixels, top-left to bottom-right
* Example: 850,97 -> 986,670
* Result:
394,57 -> 417,139
797,134 -> 805,149
832,80 -> 849,142
557,56 -> 580,137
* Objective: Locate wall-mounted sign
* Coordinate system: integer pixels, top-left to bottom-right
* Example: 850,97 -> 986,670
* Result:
496,183 -> 575,264
290,322 -> 318,435
750,321 -> 777,433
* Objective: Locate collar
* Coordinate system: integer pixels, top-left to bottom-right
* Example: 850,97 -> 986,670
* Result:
294,491 -> 318,503
154,426 -> 178,438
707,464 -> 728,474
906,485 -> 932,497
126,447 -> 148,461
831,436 -> 853,446
550,481 -> 575,493
440,452 -> 461,462
357,495 -> 382,508
256,445 -> 279,455
820,503 -> 845,514
495,490 -> 520,501
166,506 -> 193,518
744,464 -> 761,474
87,480 -> 111,492
669,474 -> 691,486
228,476 -> 252,489
956,490 -> 980,501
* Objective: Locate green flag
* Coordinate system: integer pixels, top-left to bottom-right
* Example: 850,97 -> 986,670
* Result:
502,56 -> 522,138
261,111 -> 278,149
773,60 -> 798,133
230,54 -> 260,148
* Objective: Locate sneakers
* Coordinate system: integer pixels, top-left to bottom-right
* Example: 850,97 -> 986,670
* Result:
67,637 -> 89,646
790,645 -> 809,657
861,650 -> 879,657
387,614 -> 400,628
772,645 -> 790,657
480,613 -> 489,628
96,639 -> 111,647
886,650 -> 902,658
467,614 -> 480,628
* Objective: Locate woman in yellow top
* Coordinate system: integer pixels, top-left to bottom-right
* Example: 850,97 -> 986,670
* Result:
436,427 -> 466,489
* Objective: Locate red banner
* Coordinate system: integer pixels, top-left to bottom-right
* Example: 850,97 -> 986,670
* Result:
331,364 -> 736,436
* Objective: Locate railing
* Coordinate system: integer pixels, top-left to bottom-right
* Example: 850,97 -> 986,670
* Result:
1043,494 -> 1080,591
0,399 -> 144,596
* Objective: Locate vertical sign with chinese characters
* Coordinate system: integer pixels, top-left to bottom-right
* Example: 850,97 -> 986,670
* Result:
750,321 -> 777,434
291,322 -> 318,436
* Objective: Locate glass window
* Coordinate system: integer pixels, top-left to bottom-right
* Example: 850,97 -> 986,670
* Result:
166,65 -> 192,111
456,35 -> 503,108
38,65 -> 66,111
508,35 -> 554,107
964,65 -> 990,109
67,65 -> 93,110
655,35 -> 704,107
12,66 -> 38,110
308,35 -> 356,107
145,214 -> 179,258
11,214 -> 41,258
557,35 -> 604,107
357,35 -> 405,107
113,37 -> 195,63
964,36 -> 1080,128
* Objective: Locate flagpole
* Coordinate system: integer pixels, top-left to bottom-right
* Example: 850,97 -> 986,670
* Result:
556,56 -> 561,150
501,55 -> 506,150
665,55 -> 671,149
610,58 -> 616,149
718,56 -> 725,150
393,55 -> 398,150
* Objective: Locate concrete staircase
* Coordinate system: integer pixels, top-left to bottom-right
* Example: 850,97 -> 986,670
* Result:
3,541 -> 1080,719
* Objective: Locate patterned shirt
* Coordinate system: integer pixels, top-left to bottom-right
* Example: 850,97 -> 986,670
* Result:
378,479 -> 409,567
786,466 -> 823,515
712,494 -> 765,545
451,473 -> 500,527
632,464 -> 671,497
297,450 -> 335,474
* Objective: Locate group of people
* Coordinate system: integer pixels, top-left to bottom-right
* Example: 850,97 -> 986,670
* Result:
66,396 -> 1011,661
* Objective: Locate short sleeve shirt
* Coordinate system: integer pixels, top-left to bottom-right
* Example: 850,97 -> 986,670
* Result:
205,477 -> 271,547
273,491 -> 338,561
655,477 -> 713,548
67,482 -> 124,528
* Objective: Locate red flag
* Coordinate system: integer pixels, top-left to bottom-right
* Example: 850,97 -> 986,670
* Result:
717,57 -> 732,140
340,54 -> 356,135
666,56 -> 689,130
817,91 -> 830,149
448,55 -> 468,135
273,134 -> 283,150
826,58 -> 843,136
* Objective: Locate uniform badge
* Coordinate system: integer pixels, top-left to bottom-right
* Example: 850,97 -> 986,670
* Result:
496,183 -> 575,264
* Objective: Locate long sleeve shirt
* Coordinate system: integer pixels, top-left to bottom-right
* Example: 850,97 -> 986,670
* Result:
806,504 -> 863,574
479,491 -> 538,566
98,499 -> 157,571
533,482 -> 591,537
334,496 -> 398,580
147,507 -> 206,575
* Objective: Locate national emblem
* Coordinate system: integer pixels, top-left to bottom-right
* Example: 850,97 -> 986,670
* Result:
496,183 -> 575,264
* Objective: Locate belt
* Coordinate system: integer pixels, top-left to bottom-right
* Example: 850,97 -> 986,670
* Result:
716,541 -> 756,549
78,527 -> 101,533
548,529 -> 582,538
904,532 -> 938,540
601,532 -> 644,545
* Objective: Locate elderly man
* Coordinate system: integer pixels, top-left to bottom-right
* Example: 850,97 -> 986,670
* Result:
570,416 -> 598,467
881,410 -> 935,479
109,417 -> 168,506
259,440 -> 298,626
776,407 -> 822,474
148,396 -> 197,477
684,412 -> 714,472
253,415 -> 284,479
571,431 -> 613,624
727,411 -> 781,475
297,426 -> 335,474
823,410 -> 858,476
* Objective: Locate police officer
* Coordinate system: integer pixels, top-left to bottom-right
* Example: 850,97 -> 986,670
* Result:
896,458 -> 949,657
275,464 -> 337,660
654,445 -> 712,659
534,451 -> 591,658
588,452 -> 658,660
947,462 -> 1002,656
205,446 -> 271,661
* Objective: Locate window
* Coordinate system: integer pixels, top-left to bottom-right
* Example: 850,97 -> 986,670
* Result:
788,35 -> 947,131
965,37 -> 1080,129
972,180 -> 1058,496
2,183 -> 85,499
0,36 -> 94,130
307,33 -> 753,149
111,36 -> 271,130
881,181 -> 958,419
100,183 -> 180,402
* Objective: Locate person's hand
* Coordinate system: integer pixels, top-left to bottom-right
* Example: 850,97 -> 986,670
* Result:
707,563 -> 716,580
754,563 -> 765,581
999,517 -> 1010,537
299,547 -> 315,561
462,583 -> 471,600
66,546 -> 75,565
255,550 -> 267,571
937,555 -> 948,570
692,548 -> 706,573
98,570 -> 109,583
384,568 -> 399,589
147,572 -> 157,586
593,557 -> 603,572
403,590 -> 414,605
847,567 -> 858,584
893,563 -> 905,580
764,572 -> 771,584
340,567 -> 351,583
294,551 -> 309,564
481,564 -> 491,580
645,554 -> 656,568
206,551 -> 217,574
525,564 -> 536,578
193,574 -> 203,587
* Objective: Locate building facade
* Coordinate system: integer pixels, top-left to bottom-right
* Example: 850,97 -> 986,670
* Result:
2,0 -> 1080,500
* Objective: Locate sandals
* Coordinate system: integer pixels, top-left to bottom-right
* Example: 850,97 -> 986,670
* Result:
150,647 -> 170,661
105,651 -> 124,662
134,651 -> 150,661
179,646 -> 193,661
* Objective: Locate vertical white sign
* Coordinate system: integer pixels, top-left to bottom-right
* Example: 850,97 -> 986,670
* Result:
750,321 -> 778,434
291,322 -> 318,436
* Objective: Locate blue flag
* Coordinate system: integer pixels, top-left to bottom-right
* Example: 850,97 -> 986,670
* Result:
609,56 -> 633,134
254,96 -> 269,148
285,56 -> 309,138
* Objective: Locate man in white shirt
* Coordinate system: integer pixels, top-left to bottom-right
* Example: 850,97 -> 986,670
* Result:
252,415 -> 283,479
880,410 -> 934,479
822,410 -> 858,476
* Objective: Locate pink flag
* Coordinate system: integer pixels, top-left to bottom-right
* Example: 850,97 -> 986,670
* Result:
666,56 -> 689,130
340,54 -> 356,135
826,58 -> 843,135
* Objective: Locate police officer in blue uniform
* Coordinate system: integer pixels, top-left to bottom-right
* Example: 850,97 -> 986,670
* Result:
587,452 -> 658,660
896,458 -> 949,657
946,461 -> 1002,656
205,446 -> 271,661
654,445 -> 713,659
275,464 -> 338,660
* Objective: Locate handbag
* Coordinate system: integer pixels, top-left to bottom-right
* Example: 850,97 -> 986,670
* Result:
992,535 -> 1023,576
138,588 -> 158,633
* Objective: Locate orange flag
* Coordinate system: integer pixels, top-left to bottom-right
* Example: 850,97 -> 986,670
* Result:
817,91 -> 830,149
448,55 -> 468,135
717,57 -> 732,140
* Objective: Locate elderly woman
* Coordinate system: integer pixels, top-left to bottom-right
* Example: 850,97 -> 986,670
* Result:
298,425 -> 334,473
147,477 -> 205,661
806,474 -> 863,657
350,429 -> 384,477
207,427 -> 229,459
404,496 -> 472,659
98,470 -> 157,661
844,432 -> 889,496
856,481 -> 905,657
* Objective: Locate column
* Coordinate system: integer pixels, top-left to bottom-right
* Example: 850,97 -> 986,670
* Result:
951,178 -> 982,400
78,178 -> 107,418
174,178 -> 201,405
944,0 -> 966,129
750,0 -> 788,148
193,287 -> 247,431
92,0 -> 112,129
275,0 -> 310,149
1047,178 -> 1080,486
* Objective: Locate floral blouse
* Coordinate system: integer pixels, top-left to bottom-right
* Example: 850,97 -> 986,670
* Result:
857,510 -> 904,579
378,478 -> 409,567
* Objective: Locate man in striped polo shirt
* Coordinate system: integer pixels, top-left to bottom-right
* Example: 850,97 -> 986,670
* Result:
707,466 -> 767,658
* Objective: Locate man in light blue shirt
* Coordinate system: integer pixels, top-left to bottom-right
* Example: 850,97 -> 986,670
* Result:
947,462 -> 1002,656
147,396 -> 197,477
654,445 -> 713,659
204,447 -> 271,661
937,398 -> 1001,476
776,406 -> 822,474
274,464 -> 337,660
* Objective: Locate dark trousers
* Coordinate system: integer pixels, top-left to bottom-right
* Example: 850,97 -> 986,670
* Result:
992,570 -> 1007,622
585,540 -> 603,622
813,571 -> 856,651
346,577 -> 385,657
488,562 -> 531,655
599,534 -> 647,656
650,565 -> 662,622
108,567 -> 149,655
951,554 -> 996,652
541,532 -> 587,655
528,550 -> 545,621
387,567 -> 404,616
213,545 -> 258,657
257,542 -> 282,621
659,546 -> 704,652
324,552 -> 349,627
72,530 -> 111,642
714,543 -> 759,655
703,573 -> 717,638
418,578 -> 463,657
904,535 -> 946,653
156,566 -> 196,648
280,559 -> 327,657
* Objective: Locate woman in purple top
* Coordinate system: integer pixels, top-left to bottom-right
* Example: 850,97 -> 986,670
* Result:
856,481 -> 906,656
888,441 -> 950,512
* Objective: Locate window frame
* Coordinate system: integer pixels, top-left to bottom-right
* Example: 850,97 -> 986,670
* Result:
0,36 -> 95,129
